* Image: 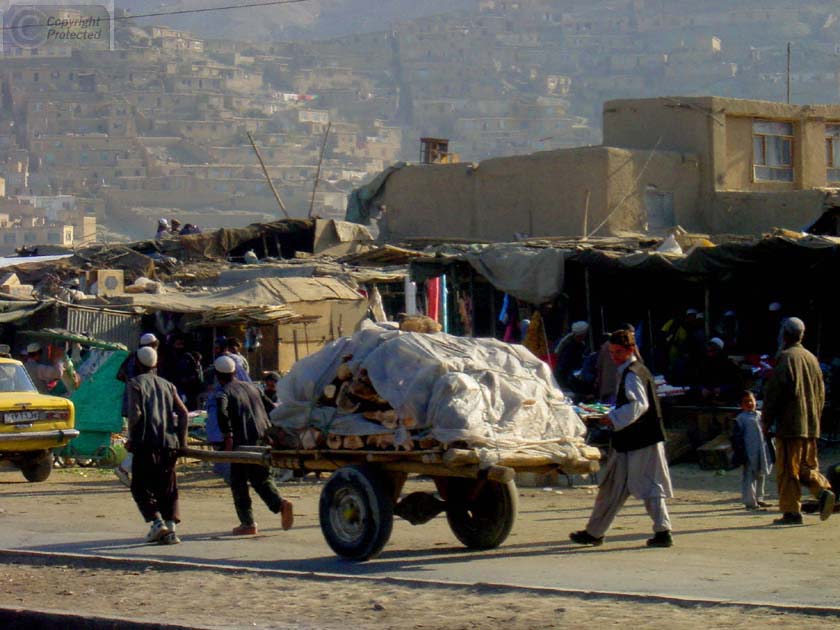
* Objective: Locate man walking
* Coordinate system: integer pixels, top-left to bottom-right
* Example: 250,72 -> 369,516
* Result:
126,346 -> 189,544
215,356 -> 293,535
570,329 -> 674,548
764,317 -> 835,525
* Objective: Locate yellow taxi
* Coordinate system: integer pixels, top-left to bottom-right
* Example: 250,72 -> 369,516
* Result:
0,357 -> 77,482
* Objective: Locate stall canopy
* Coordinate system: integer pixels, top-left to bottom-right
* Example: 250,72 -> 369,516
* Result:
411,243 -> 566,305
410,234 -> 840,304
110,276 -> 363,327
0,299 -> 53,324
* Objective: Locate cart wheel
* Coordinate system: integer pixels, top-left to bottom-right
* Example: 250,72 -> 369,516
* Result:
20,450 -> 53,483
319,465 -> 394,561
445,478 -> 518,550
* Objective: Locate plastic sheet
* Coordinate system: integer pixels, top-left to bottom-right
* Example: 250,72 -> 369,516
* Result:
270,321 -> 586,448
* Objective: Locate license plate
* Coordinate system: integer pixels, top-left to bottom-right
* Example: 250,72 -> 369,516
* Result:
5,411 -> 39,424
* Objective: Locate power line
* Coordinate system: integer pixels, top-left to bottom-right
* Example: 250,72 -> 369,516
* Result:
0,0 -> 310,32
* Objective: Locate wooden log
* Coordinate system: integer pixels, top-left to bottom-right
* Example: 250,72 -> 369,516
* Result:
300,428 -> 320,450
486,465 -> 515,484
366,433 -> 395,449
443,449 -> 480,466
421,453 -> 443,464
180,447 -> 268,466
579,446 -> 603,461
418,436 -> 438,450
326,433 -> 343,450
343,435 -> 366,450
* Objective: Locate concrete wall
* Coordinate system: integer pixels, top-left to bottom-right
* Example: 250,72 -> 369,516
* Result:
376,146 -> 701,240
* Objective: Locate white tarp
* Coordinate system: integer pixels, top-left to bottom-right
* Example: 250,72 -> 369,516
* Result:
270,321 -> 585,449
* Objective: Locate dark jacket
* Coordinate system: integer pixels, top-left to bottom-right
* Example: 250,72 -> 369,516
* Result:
216,379 -> 274,446
612,362 -> 666,452
127,373 -> 185,451
764,343 -> 825,438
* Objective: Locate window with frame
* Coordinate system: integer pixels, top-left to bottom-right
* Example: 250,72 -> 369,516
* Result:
826,124 -> 840,184
752,120 -> 794,182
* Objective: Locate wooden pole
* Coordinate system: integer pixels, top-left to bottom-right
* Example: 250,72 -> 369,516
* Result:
247,131 -> 290,219
584,268 -> 595,349
786,42 -> 792,104
704,283 -> 711,339
308,122 -> 332,218
582,189 -> 591,240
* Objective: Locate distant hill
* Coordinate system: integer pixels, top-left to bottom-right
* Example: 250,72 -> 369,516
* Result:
120,0 -> 475,41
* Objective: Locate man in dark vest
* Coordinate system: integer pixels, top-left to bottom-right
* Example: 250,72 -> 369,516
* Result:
126,346 -> 189,545
570,329 -> 674,548
215,355 -> 293,535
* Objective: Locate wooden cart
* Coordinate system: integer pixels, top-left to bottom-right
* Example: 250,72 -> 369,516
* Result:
181,445 -> 599,561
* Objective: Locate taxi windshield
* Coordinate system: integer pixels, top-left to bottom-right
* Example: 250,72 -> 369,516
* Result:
0,363 -> 38,393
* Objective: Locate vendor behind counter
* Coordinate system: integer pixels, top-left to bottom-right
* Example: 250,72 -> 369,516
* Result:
692,337 -> 743,404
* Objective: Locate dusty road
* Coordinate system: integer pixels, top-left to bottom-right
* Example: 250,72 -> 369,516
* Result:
1,454 -> 840,628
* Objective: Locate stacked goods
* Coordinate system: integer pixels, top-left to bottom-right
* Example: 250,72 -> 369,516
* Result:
269,321 -> 599,474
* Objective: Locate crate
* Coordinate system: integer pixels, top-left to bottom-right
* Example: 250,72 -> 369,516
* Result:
697,434 -> 737,470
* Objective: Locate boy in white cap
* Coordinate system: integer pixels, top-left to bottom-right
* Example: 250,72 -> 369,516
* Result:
24,342 -> 65,394
215,355 -> 293,535
126,346 -> 189,544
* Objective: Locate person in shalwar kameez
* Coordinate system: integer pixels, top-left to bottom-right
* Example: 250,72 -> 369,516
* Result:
570,329 -> 675,548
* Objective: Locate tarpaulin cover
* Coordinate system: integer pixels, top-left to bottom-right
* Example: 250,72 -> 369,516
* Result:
411,243 -> 565,305
345,163 -> 406,225
270,321 -> 585,448
0,299 -> 52,324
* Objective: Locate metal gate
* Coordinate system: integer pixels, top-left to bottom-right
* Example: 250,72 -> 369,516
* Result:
66,306 -> 142,350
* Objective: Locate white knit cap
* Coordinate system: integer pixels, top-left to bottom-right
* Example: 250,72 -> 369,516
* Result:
571,321 -> 589,335
769,302 -> 782,312
26,342 -> 42,354
686,308 -> 699,316
137,346 -> 157,368
709,337 -> 724,350
214,355 -> 236,374
139,333 -> 158,346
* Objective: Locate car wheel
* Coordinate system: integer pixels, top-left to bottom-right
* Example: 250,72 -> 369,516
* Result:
21,451 -> 53,482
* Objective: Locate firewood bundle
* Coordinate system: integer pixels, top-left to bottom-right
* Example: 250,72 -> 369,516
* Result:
279,354 -> 440,452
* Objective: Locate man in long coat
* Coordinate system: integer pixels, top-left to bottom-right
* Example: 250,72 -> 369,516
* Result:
764,317 -> 834,525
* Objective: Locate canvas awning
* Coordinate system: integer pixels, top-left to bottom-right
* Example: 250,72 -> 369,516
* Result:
105,276 -> 364,326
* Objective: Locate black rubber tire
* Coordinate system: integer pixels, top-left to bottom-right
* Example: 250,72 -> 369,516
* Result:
319,465 -> 394,561
445,478 -> 518,550
20,451 -> 53,483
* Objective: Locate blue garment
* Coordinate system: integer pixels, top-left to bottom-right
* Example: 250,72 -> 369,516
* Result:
204,384 -> 224,443
226,352 -> 251,382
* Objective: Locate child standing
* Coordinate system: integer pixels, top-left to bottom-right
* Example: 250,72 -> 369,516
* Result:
732,391 -> 773,510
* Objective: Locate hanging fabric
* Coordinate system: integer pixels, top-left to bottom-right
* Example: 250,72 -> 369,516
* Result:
426,277 -> 441,322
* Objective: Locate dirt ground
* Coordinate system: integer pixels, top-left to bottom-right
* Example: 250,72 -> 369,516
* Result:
1,455 -> 840,629
0,559 -> 835,630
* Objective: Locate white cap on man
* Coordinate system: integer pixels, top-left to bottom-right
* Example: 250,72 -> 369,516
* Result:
723,309 -> 736,317
137,346 -> 157,368
686,308 -> 699,316
214,355 -> 236,374
26,342 -> 42,355
709,337 -> 724,350
769,302 -> 782,312
139,333 -> 158,346
571,321 -> 589,335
